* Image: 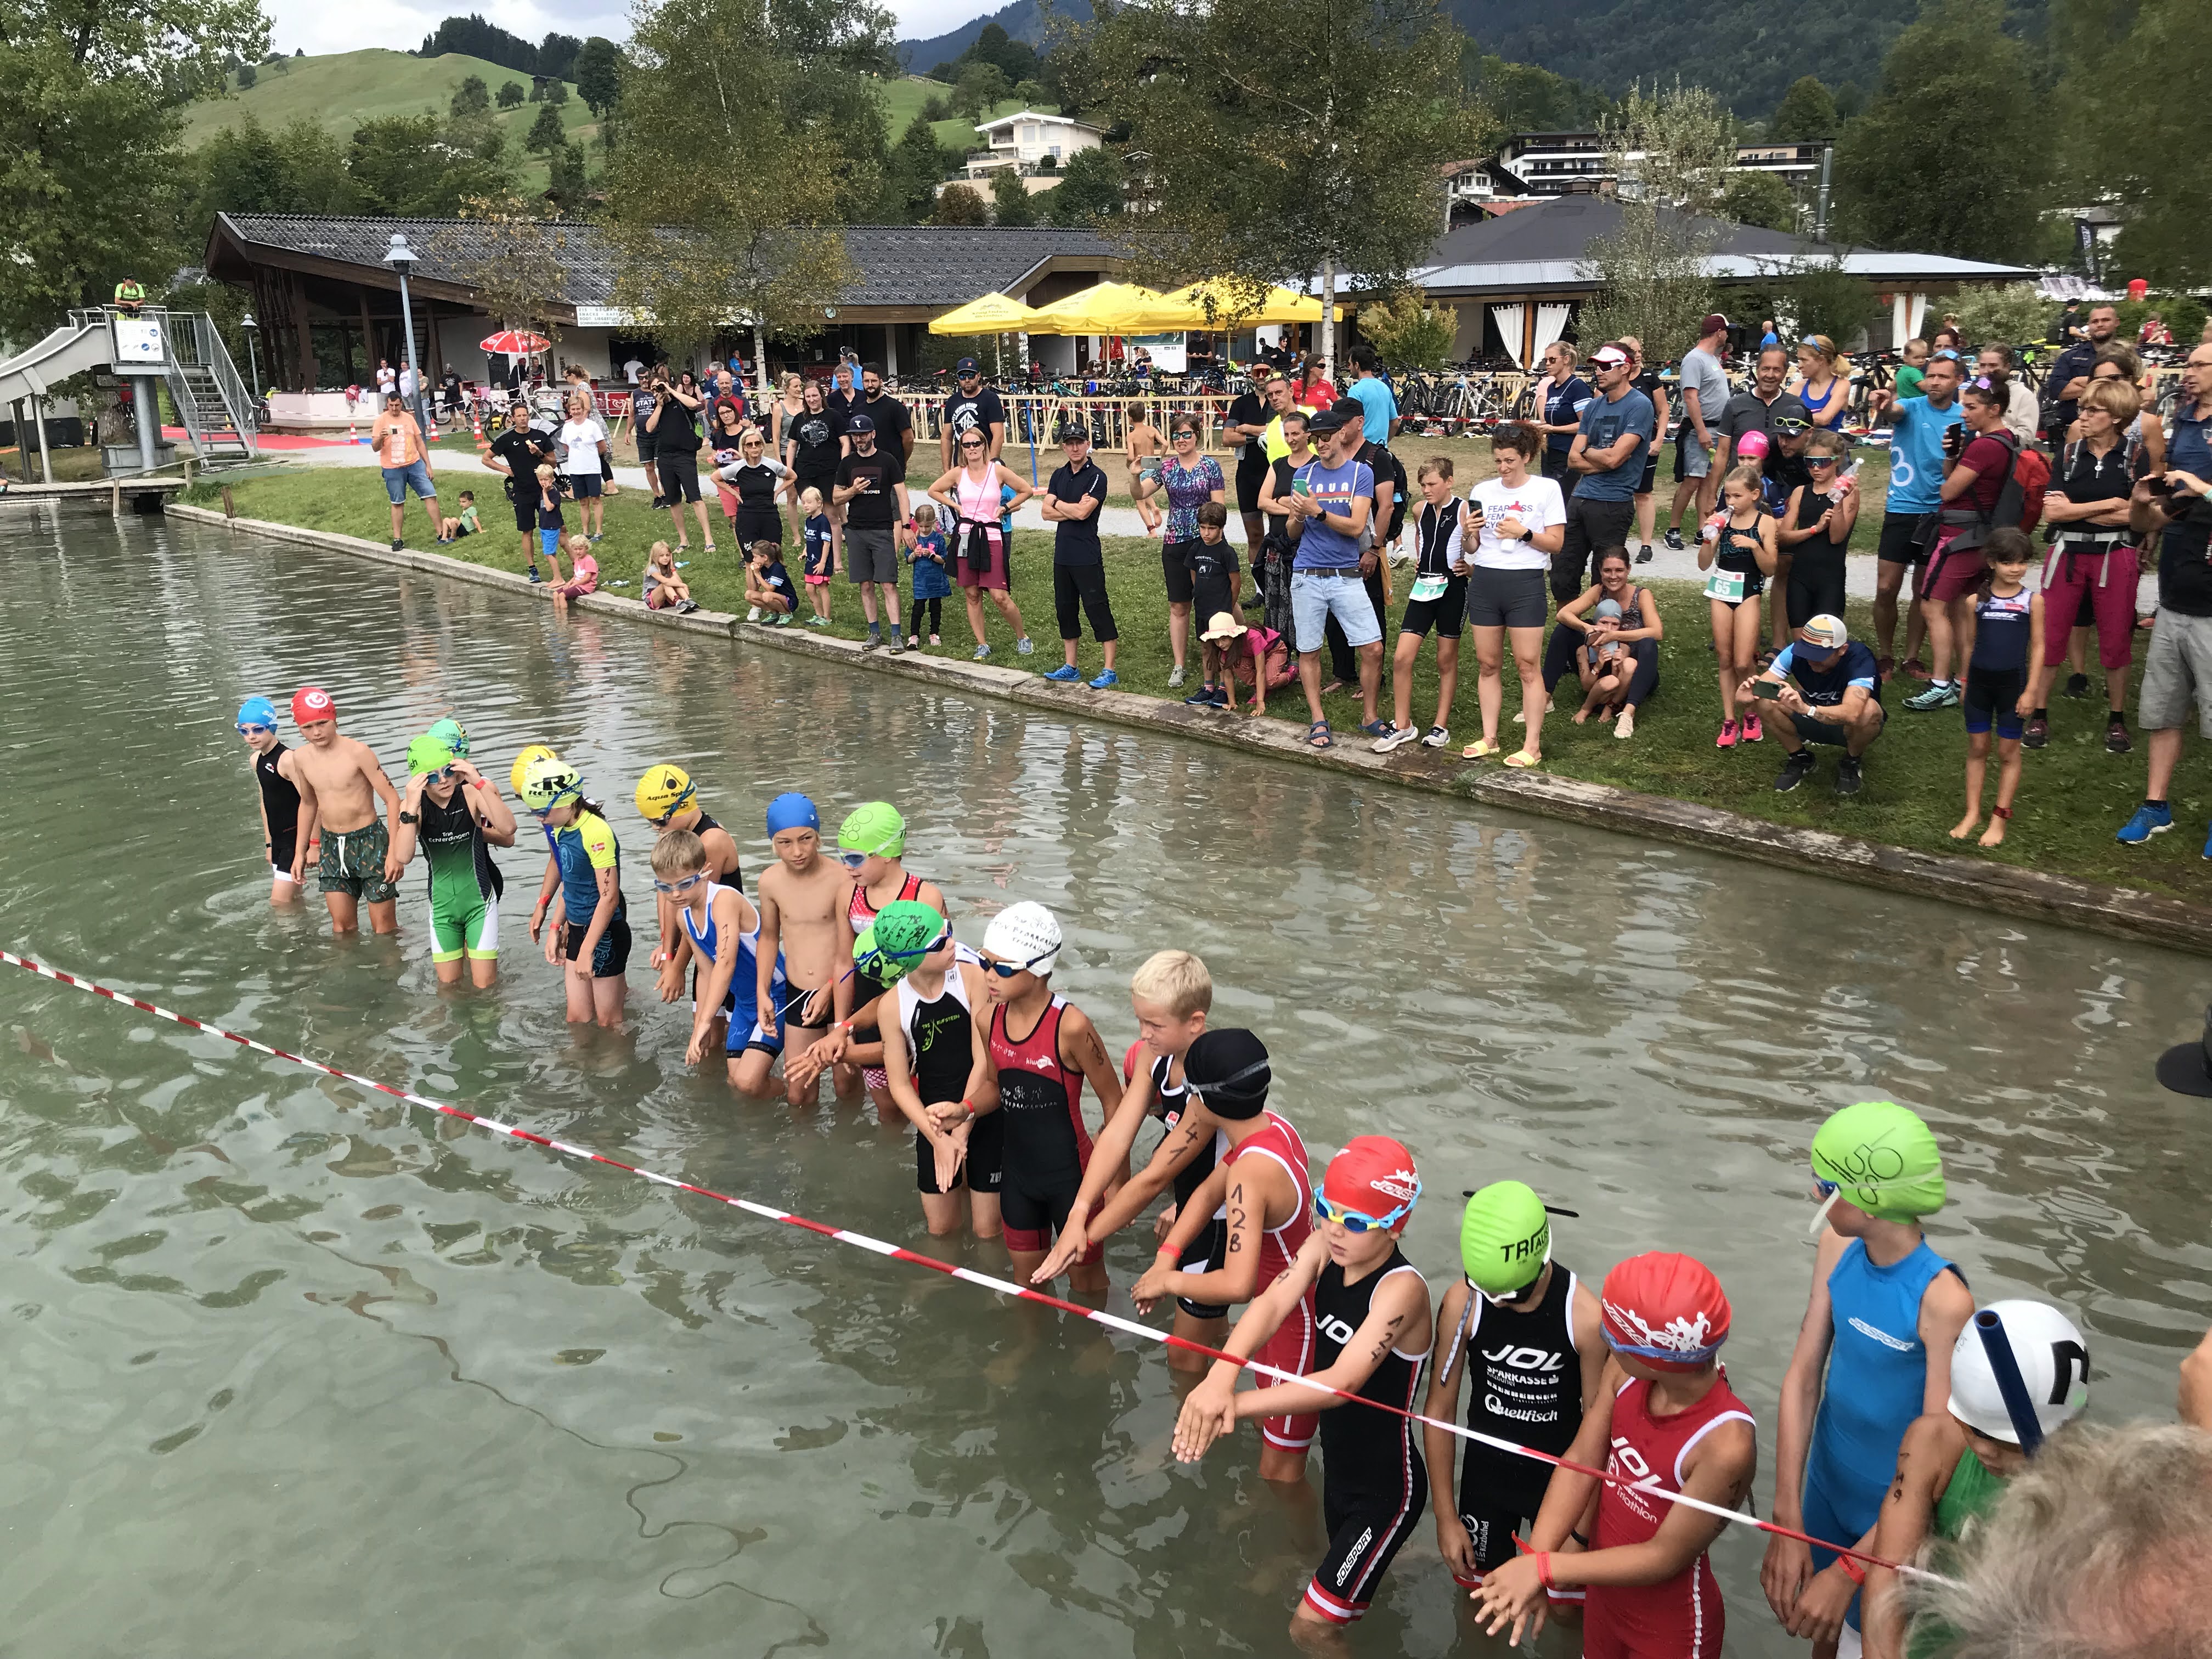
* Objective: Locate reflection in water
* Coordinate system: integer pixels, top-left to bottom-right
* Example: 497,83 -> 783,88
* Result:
0,509 -> 2205,1656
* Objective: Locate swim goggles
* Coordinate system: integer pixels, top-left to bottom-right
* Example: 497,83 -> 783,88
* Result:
237,723 -> 275,736
651,871 -> 712,894
836,843 -> 894,871
982,946 -> 1053,978
1314,1181 -> 1421,1235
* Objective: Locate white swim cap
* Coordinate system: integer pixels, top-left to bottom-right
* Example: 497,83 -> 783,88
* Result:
983,901 -> 1062,978
1949,1300 -> 2090,1444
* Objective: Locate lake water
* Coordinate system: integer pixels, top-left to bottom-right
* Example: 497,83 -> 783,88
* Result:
2,507 -> 2205,1657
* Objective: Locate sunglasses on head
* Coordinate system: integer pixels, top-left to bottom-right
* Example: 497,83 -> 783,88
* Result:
1773,417 -> 1809,433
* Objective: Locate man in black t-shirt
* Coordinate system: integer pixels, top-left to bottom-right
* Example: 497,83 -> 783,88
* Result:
1222,382 -> 1272,551
1039,426 -> 1119,686
477,403 -> 558,572
2048,304 -> 2119,450
940,356 -> 1007,471
860,362 -> 912,462
833,414 -> 912,652
645,369 -> 712,550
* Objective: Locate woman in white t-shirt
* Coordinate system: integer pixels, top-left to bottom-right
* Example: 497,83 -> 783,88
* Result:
1461,419 -> 1568,766
556,392 -> 612,540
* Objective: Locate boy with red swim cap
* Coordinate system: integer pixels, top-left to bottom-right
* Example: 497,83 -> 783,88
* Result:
1472,1251 -> 1758,1657
286,686 -> 405,936
1172,1136 -> 1434,1638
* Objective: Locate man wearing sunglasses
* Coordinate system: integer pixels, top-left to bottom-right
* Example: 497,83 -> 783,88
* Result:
1713,345 -> 1808,522
1558,343 -> 1656,601
236,696 -> 311,907
939,355 -> 1006,473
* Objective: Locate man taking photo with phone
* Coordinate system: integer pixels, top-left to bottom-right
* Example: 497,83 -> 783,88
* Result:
1743,612 -> 1888,797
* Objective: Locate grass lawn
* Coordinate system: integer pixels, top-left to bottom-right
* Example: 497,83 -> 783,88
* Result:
2,444 -> 110,483
195,463 -> 2212,905
873,73 -> 1026,154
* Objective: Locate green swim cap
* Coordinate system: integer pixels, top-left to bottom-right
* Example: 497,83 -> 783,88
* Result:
838,801 -> 906,859
1810,1101 -> 1946,1222
406,733 -> 456,777
855,899 -> 947,985
1460,1181 -> 1551,1296
426,716 -> 470,758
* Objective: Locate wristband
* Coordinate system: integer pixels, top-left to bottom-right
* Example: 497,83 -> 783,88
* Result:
1536,1552 -> 1554,1591
1838,1554 -> 1867,1587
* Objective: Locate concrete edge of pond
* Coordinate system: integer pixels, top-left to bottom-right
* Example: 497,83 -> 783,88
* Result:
168,502 -> 2212,958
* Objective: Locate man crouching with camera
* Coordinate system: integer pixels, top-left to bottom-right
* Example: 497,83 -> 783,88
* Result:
1741,612 -> 1888,798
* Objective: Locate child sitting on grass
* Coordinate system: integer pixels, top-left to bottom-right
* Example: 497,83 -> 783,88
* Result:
908,502 -> 951,649
533,464 -> 567,585
439,490 -> 481,541
798,487 -> 836,627
645,541 -> 699,613
552,533 -> 598,611
744,540 -> 795,624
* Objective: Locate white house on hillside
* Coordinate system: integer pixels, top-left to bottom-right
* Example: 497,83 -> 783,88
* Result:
966,110 -> 1107,180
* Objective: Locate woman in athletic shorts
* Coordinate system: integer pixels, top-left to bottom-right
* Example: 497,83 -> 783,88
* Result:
1462,420 -> 1566,766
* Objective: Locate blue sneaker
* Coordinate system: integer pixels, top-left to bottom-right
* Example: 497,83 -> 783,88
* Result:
2117,801 -> 2173,845
2203,819 -> 2212,860
1088,669 -> 1119,689
1042,664 -> 1081,682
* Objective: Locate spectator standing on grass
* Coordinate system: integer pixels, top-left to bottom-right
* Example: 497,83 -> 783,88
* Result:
782,378 -> 849,567
478,403 -> 556,578
1257,408 -> 1317,639
2030,379 -> 2145,752
940,356 -> 1006,472
1620,335 -> 1670,565
1713,346 -> 1808,520
1557,343 -> 1656,602
1779,430 -> 1859,636
1904,374 -> 2022,715
556,392 -> 611,543
1373,455 -> 1470,754
769,371 -> 806,457
861,363 -> 913,465
832,414 -> 910,654
1666,314 -> 1731,551
376,359 -> 397,398
2116,343 -> 2212,848
1789,335 -> 1849,432
1951,528 -> 2045,848
1548,547 -> 1662,739
2048,304 -> 2120,448
1132,414 -> 1226,690
827,363 -> 864,429
1754,613 -> 1887,797
1222,375 -> 1274,555
1462,420 -> 1565,764
1865,351 -> 1964,676
928,424 -> 1033,662
1040,425 -> 1119,688
1974,344 -> 2042,445
370,391 -> 443,551
1345,346 -> 1401,511
645,367 -> 714,555
1284,406 -> 1382,748
1533,341 -> 1590,485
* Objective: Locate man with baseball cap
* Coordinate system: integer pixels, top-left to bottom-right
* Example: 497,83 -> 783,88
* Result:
1558,342 -> 1656,601
1743,612 -> 1888,795
833,413 -> 911,652
1667,314 -> 1733,550
940,356 -> 1006,473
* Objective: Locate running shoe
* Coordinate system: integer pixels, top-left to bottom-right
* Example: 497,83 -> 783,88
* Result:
1184,686 -> 1217,704
777,615 -> 794,628
1716,719 -> 1739,749
2022,714 -> 2050,749
1043,664 -> 1082,682
1835,756 -> 1865,796
862,625 -> 878,650
2203,818 -> 2212,861
1743,712 -> 1764,743
1664,528 -> 1685,551
2064,672 -> 2090,698
972,644 -> 991,661
1635,542 -> 1654,564
1372,723 -> 1417,753
2118,800 -> 2173,844
1904,682 -> 1960,711
1167,665 -> 1186,689
1773,749 -> 1816,792
747,606 -> 763,622
1017,636 -> 1035,655
392,538 -> 405,551
588,534 -> 602,544
1088,669 -> 1119,689
2106,720 -> 2132,755
528,566 -> 542,584
1421,725 -> 1451,748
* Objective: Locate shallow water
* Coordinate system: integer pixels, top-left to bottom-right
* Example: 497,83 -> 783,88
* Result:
1,507 -> 2205,1657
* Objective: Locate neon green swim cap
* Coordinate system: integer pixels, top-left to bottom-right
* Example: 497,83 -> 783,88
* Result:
426,716 -> 469,758
838,801 -> 906,859
854,899 -> 946,984
406,733 -> 456,777
1460,1181 -> 1551,1296
1810,1101 -> 1946,1222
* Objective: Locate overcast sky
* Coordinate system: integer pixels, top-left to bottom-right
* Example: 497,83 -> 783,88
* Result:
264,0 -> 984,58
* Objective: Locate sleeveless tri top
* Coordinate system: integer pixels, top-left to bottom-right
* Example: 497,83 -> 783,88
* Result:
896,963 -> 975,1106
1807,1237 -> 1955,1529
989,996 -> 1090,1183
1222,1111 -> 1314,1286
679,882 -> 777,1016
1454,1265 -> 1585,1501
255,743 -> 301,855
1313,1246 -> 1431,1501
417,784 -> 503,903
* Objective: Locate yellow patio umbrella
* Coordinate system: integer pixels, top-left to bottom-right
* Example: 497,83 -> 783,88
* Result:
1024,281 -> 1187,335
1163,280 -> 1339,326
928,292 -> 1045,336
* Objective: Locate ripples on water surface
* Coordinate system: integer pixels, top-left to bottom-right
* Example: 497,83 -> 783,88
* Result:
0,507 -> 2203,1656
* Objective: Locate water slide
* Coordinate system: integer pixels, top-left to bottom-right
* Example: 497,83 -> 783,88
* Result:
0,320 -> 110,404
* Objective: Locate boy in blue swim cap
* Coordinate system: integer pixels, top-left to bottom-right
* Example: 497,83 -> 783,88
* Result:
235,696 -> 311,905
754,793 -> 846,1108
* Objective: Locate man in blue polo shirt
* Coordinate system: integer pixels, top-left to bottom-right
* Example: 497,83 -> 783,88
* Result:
1748,612 -> 1887,797
1866,350 -> 1965,676
1557,342 -> 1656,600
1286,407 -> 1383,746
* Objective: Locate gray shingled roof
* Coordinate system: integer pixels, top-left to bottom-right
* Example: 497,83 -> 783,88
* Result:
215,215 -> 1117,309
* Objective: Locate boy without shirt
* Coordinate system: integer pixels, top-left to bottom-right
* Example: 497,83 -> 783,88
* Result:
754,793 -> 847,1107
1126,415 -> 1165,535
287,685 -> 404,936
1034,949 -> 1227,1370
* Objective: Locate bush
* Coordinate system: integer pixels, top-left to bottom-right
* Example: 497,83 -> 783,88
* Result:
1945,283 -> 2053,353
1355,288 -> 1459,370
920,94 -> 950,122
934,184 -> 988,226
236,62 -> 256,89
498,80 -> 525,108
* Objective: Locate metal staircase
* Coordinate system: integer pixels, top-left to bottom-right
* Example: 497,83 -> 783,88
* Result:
155,311 -> 259,463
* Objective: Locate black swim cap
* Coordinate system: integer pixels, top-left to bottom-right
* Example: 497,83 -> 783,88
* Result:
1185,1028 -> 1270,1120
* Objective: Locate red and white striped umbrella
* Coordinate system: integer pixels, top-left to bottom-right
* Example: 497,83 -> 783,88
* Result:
478,329 -> 550,355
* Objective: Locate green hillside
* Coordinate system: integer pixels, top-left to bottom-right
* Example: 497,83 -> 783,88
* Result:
184,49 -> 598,189
873,73 -> 1028,158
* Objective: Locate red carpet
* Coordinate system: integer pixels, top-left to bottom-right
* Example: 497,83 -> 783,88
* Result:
160,426 -> 360,450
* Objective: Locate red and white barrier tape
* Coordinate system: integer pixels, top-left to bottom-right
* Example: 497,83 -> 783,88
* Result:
0,946 -> 1931,1577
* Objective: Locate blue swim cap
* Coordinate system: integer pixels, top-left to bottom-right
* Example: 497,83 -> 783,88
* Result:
237,696 -> 277,729
766,792 -> 820,837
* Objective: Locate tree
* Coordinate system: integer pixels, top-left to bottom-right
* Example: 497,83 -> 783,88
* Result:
2055,0 -> 2212,286
498,80 -> 525,108
989,167 -> 1036,227
0,0 -> 267,341
1462,49 -> 1608,130
546,143 -> 589,212
574,36 -> 622,118
190,115 -> 358,243
933,183 -> 988,225
1832,0 -> 2051,263
884,112 -> 962,222
1946,283 -> 2059,353
543,77 -> 568,106
1750,254 -> 1880,346
1717,168 -> 1797,232
538,31 -> 582,80
236,61 -> 255,88
920,93 -> 950,121
952,60 -> 1010,120
1071,0 -> 1487,369
526,103 -> 567,155
419,15 -> 540,76
1355,288 -> 1459,370
603,0 -> 864,398
452,74 -> 490,119
431,196 -> 573,342
1043,144 -> 1123,224
967,21 -> 1038,84
348,113 -> 518,215
1767,75 -> 1837,140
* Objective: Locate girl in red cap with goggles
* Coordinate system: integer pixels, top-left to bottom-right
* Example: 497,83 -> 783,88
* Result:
1172,1136 -> 1434,1639
1472,1250 -> 1758,1657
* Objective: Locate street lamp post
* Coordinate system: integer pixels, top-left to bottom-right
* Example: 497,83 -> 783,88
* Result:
240,311 -> 262,399
382,233 -> 431,437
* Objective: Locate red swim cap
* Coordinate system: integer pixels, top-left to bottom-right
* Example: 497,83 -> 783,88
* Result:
1600,1252 -> 1731,1372
292,686 -> 336,725
1321,1136 -> 1421,1227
